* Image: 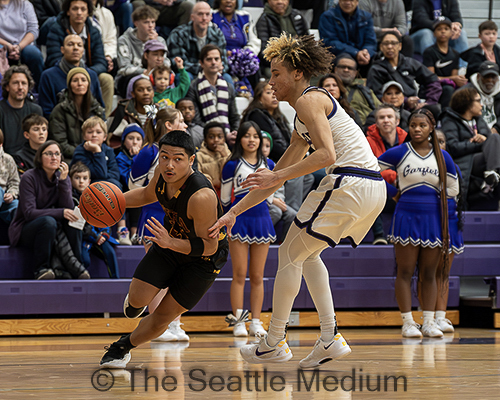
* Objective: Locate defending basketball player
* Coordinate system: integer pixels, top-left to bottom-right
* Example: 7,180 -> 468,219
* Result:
100,130 -> 228,368
209,34 -> 387,368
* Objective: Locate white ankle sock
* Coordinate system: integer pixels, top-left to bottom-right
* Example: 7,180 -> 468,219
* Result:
401,312 -> 414,324
423,311 -> 435,325
435,311 -> 446,320
320,313 -> 336,342
251,318 -> 260,324
267,316 -> 288,346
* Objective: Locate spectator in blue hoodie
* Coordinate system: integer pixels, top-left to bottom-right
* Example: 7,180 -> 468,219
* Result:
70,116 -> 122,189
319,0 -> 377,76
116,123 -> 144,188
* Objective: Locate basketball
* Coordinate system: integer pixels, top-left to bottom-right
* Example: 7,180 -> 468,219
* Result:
79,182 -> 125,228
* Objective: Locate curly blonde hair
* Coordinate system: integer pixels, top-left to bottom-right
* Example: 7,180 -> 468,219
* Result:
263,33 -> 333,80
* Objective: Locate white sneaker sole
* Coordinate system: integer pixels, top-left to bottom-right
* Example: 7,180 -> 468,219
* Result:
299,345 -> 352,369
100,352 -> 131,369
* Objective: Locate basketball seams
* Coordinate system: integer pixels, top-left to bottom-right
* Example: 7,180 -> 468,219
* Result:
88,185 -> 117,221
80,190 -> 109,228
79,182 -> 125,228
101,182 -> 125,216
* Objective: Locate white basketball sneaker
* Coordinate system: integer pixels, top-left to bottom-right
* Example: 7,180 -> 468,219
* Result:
436,318 -> 454,333
402,321 -> 423,338
169,320 -> 190,341
299,333 -> 352,369
249,320 -> 267,336
152,325 -> 178,342
240,333 -> 293,363
233,322 -> 248,337
421,320 -> 444,338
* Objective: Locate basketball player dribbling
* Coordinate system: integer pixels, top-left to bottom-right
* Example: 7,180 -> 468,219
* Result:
99,130 -> 228,368
209,34 -> 387,368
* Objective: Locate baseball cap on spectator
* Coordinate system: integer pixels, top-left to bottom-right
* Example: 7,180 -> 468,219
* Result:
144,39 -> 168,55
122,123 -> 145,142
382,81 -> 404,95
478,61 -> 500,77
432,16 -> 453,31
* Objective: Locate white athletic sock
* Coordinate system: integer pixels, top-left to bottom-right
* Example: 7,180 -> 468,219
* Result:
423,311 -> 435,325
251,318 -> 260,324
267,316 -> 288,347
435,311 -> 446,320
401,312 -> 414,324
319,313 -> 337,342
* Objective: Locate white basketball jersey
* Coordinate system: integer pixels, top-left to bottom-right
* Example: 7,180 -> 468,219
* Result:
294,86 -> 379,173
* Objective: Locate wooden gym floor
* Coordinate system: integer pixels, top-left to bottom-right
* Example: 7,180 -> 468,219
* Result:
1,327 -> 499,399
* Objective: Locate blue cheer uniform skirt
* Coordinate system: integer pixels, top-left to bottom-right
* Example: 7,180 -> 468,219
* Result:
229,196 -> 276,244
388,197 -> 464,254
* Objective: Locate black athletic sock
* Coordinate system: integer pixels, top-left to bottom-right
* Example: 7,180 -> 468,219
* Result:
124,303 -> 145,318
119,334 -> 136,351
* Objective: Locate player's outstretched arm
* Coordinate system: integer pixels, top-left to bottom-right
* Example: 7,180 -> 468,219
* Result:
208,132 -> 310,239
124,165 -> 160,208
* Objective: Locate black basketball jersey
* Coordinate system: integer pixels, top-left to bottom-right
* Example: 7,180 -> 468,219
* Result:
155,170 -> 227,250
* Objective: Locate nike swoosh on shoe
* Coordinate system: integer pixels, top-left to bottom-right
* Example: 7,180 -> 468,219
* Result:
255,349 -> 275,356
324,341 -> 335,350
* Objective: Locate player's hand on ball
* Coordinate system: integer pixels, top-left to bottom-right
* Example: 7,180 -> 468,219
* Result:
241,168 -> 279,191
144,217 -> 171,248
63,208 -> 79,222
209,211 -> 235,238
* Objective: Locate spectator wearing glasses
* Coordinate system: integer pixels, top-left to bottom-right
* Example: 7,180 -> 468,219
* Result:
9,140 -> 89,280
333,53 -> 381,125
367,31 -> 442,110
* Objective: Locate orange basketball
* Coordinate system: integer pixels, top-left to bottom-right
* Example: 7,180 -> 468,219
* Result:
79,182 -> 125,228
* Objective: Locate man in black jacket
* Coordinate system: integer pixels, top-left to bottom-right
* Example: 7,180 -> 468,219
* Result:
256,0 -> 309,76
410,0 -> 468,58
367,31 -> 442,110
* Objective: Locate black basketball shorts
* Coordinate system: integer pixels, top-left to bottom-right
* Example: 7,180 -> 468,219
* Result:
133,243 -> 228,310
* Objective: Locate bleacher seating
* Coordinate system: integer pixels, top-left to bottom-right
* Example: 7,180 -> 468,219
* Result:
1,211 -> 498,316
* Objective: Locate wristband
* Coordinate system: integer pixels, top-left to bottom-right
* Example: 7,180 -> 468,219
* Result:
189,237 -> 205,257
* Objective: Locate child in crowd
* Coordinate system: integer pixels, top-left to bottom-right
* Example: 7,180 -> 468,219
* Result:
108,76 -> 154,142
221,121 -> 275,337
196,121 -> 230,196
153,57 -> 190,108
260,131 -> 297,243
462,20 -> 500,79
71,117 -> 122,190
70,162 -> 120,279
115,123 -> 145,245
423,17 -> 467,108
14,114 -> 49,176
176,98 -> 204,149
0,129 -> 20,225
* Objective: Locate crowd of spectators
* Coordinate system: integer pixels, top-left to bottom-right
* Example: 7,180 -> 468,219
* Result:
1,0 -> 499,281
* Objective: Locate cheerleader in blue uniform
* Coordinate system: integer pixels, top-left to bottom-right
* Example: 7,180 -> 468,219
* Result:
378,109 -> 460,339
128,106 -> 189,342
221,121 -> 276,337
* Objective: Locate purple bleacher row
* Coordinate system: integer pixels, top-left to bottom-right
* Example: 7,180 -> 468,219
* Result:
0,211 -> 498,315
0,277 -> 460,315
